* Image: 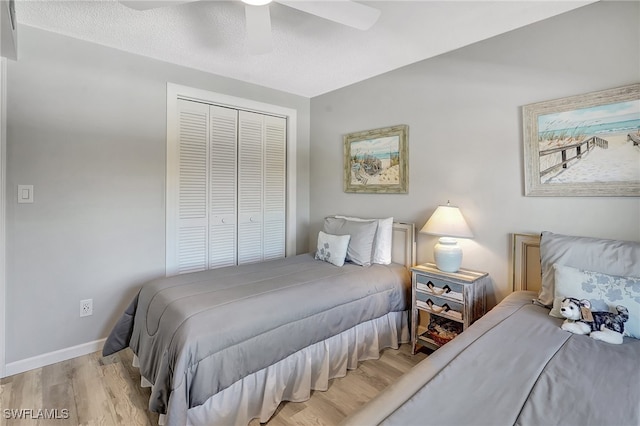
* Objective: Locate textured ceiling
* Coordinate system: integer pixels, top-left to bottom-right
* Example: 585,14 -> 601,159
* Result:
15,0 -> 597,97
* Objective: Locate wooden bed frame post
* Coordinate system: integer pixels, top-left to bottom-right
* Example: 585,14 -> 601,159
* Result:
391,222 -> 416,268
511,233 -> 541,293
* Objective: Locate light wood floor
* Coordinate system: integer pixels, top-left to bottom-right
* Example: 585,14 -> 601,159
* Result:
1,345 -> 427,426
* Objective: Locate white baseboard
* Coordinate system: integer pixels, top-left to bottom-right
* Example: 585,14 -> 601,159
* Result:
4,338 -> 106,377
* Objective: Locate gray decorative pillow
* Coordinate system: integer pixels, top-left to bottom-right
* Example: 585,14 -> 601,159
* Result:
315,231 -> 350,267
539,231 -> 640,307
323,217 -> 378,266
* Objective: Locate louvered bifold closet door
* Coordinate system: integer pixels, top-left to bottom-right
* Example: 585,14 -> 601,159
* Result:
263,115 -> 286,260
175,100 -> 210,274
169,101 -> 286,274
237,111 -> 264,264
208,105 -> 238,269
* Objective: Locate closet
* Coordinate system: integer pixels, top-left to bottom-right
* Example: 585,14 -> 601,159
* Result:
168,99 -> 286,275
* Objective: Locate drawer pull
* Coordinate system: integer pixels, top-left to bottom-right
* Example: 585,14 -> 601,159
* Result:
427,281 -> 451,296
426,299 -> 451,313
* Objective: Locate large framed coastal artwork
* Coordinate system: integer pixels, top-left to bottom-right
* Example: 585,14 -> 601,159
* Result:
344,125 -> 408,193
523,83 -> 640,197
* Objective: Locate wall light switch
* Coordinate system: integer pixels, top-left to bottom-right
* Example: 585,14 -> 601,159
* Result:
18,185 -> 34,203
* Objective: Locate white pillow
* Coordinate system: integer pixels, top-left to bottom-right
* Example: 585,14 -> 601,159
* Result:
315,231 -> 351,267
550,263 -> 640,339
335,216 -> 393,265
323,218 -> 378,266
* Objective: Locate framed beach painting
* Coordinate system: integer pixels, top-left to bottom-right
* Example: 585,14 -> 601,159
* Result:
523,83 -> 640,197
344,125 -> 409,193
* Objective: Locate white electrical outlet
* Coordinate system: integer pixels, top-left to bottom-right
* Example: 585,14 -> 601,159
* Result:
80,299 -> 93,317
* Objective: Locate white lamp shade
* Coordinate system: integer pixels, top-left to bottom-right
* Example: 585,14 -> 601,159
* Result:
419,205 -> 473,239
420,204 -> 473,272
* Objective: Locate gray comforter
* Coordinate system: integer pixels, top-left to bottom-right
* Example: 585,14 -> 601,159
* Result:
103,254 -> 409,426
343,291 -> 640,426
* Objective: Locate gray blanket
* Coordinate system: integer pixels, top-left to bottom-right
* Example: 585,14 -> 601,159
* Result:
343,291 -> 640,426
103,254 -> 409,426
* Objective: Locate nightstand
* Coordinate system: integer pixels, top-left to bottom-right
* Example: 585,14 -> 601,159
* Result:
411,263 -> 488,354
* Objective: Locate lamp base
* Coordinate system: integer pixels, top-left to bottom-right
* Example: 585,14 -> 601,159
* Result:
433,237 -> 463,273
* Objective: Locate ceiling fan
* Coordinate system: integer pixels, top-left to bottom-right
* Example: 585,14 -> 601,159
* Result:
120,0 -> 381,54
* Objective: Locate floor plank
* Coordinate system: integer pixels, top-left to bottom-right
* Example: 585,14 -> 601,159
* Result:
71,352 -> 119,426
7,368 -> 42,426
2,344 -> 427,425
40,359 -> 78,426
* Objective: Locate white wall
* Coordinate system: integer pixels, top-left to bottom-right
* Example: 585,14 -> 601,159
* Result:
310,1 -> 640,306
5,26 -> 310,365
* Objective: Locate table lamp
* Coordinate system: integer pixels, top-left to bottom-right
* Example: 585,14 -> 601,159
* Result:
420,202 -> 474,272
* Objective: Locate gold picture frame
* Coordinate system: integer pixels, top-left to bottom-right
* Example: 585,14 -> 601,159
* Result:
522,83 -> 640,197
344,124 -> 409,193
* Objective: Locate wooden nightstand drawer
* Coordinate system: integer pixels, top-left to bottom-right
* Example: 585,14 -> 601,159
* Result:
415,275 -> 463,302
416,294 -> 464,322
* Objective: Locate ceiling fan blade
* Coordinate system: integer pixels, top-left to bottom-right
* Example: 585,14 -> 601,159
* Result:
245,5 -> 273,54
119,1 -> 197,11
276,0 -> 381,30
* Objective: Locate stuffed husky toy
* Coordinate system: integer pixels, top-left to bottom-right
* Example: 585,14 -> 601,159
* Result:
559,297 -> 628,344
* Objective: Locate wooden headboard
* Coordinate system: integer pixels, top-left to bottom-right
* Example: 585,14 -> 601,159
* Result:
391,222 -> 416,269
512,233 -> 542,293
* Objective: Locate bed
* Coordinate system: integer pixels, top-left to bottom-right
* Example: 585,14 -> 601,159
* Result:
342,231 -> 640,426
102,218 -> 416,426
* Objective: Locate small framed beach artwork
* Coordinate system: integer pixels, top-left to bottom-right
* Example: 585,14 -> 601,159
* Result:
523,83 -> 640,197
344,125 -> 409,193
